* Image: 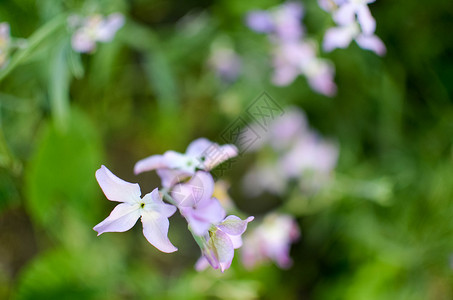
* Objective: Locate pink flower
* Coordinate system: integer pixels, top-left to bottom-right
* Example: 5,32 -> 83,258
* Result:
134,138 -> 238,188
242,213 -> 299,269
93,165 -> 178,253
196,215 -> 254,272
171,171 -> 226,235
70,13 -> 125,53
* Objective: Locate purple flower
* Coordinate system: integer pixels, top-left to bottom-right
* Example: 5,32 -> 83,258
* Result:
93,165 -> 178,253
272,41 -> 337,96
196,215 -> 254,272
70,13 -> 125,53
0,22 -> 11,68
171,171 -> 226,235
208,46 -> 242,82
279,132 -> 339,180
242,213 -> 299,269
134,138 -> 238,188
323,22 -> 386,56
246,2 -> 305,42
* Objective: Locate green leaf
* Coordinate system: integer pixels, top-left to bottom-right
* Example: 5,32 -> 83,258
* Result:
25,108 -> 103,237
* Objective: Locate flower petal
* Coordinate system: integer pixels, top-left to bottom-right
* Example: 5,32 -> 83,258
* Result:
172,171 -> 215,207
246,11 -> 274,33
211,230 -> 234,272
357,5 -> 376,35
323,26 -> 355,52
142,188 -> 177,218
134,154 -> 167,175
156,168 -> 191,189
93,203 -> 141,235
185,138 -> 214,157
333,3 -> 356,26
356,34 -> 386,56
217,215 -> 254,236
141,211 -> 178,253
195,256 -> 210,271
95,165 -> 141,203
96,13 -> 125,42
182,198 -> 226,235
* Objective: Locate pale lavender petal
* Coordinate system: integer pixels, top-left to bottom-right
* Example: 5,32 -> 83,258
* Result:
142,188 -> 177,218
318,0 -> 337,12
185,138 -> 213,157
182,197 -> 226,235
210,230 -> 234,272
96,13 -> 125,42
307,60 -> 337,97
93,202 -> 141,235
246,11 -> 274,33
268,108 -> 308,149
172,171 -> 214,207
357,5 -> 376,35
217,215 -> 254,236
356,34 -> 386,56
0,23 -> 10,39
95,165 -> 141,203
157,168 -> 191,189
323,26 -> 356,52
203,144 -> 239,170
162,150 -> 198,171
229,234 -> 243,249
134,154 -> 168,174
141,210 -> 178,253
72,31 -> 96,53
272,66 -> 299,86
333,3 -> 356,26
195,256 -> 210,271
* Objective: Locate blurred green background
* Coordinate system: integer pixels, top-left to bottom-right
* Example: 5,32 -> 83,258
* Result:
1,0 -> 453,299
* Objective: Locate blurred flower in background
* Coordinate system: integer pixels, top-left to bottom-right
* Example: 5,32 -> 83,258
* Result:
320,0 -> 386,55
0,22 -> 11,68
242,213 -> 300,269
243,107 -> 338,196
208,41 -> 242,83
247,2 -> 337,96
69,13 -> 125,53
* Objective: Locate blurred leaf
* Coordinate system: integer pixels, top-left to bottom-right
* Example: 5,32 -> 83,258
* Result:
25,108 -> 103,236
49,40 -> 71,131
119,20 -> 179,110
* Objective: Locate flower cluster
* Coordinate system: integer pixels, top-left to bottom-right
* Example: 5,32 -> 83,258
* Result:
94,138 -> 253,272
69,13 -> 125,53
319,0 -> 386,55
243,107 -> 339,197
0,23 -> 11,68
246,2 -> 337,96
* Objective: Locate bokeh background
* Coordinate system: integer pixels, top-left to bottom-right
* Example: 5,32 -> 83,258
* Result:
1,0 -> 453,299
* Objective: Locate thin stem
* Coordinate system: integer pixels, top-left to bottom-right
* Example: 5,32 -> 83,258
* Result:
0,14 -> 67,82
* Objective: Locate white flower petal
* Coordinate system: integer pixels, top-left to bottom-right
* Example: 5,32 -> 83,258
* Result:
356,34 -> 386,56
141,211 -> 178,253
93,203 -> 141,235
134,154 -> 167,174
142,188 -> 177,218
211,230 -> 234,272
217,215 -> 254,236
95,165 -> 141,203
357,5 -> 376,35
